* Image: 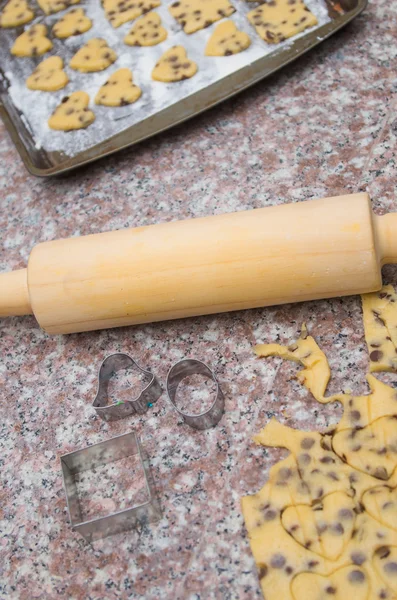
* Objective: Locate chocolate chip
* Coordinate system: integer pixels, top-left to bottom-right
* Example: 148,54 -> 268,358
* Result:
374,466 -> 389,480
285,566 -> 293,575
301,437 -> 315,450
384,562 -> 397,574
325,586 -> 336,594
331,523 -> 344,535
350,410 -> 361,421
308,560 -> 319,568
327,471 -> 339,481
264,510 -> 277,521
370,350 -> 383,362
375,546 -> 391,560
351,552 -> 366,565
348,569 -> 365,583
338,508 -> 353,520
258,563 -> 268,578
270,554 -> 286,569
61,96 -> 70,103
224,49 -> 232,56
320,456 -> 335,464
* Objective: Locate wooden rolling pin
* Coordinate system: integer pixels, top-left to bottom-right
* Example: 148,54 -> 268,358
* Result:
1,192 -> 397,335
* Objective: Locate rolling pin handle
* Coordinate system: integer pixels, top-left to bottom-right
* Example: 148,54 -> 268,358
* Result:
375,213 -> 397,266
0,268 -> 32,317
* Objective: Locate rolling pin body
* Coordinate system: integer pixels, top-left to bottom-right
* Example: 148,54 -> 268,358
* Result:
1,192 -> 397,334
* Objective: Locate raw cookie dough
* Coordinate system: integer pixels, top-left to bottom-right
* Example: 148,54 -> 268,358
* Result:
70,38 -> 117,72
48,91 -> 95,130
242,285 -> 397,600
205,20 -> 250,56
52,8 -> 92,38
26,56 -> 68,91
362,285 -> 397,372
124,11 -> 167,46
95,68 -> 141,106
169,0 -> 235,34
247,0 -> 318,44
152,45 -> 197,82
11,24 -> 53,57
37,0 -> 79,15
103,0 -> 160,28
0,0 -> 33,28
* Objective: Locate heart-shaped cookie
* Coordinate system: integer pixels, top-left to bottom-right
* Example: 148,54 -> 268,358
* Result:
52,8 -> 92,38
103,0 -> 160,28
362,486 -> 397,531
11,24 -> 53,57
37,0 -> 79,15
291,565 -> 369,600
124,11 -> 167,46
0,0 -> 34,28
247,0 -> 318,45
70,38 -> 117,72
95,68 -> 142,107
282,491 -> 355,561
373,546 -> 397,594
152,45 -> 197,82
333,416 -> 397,481
169,0 -> 235,34
48,91 -> 95,131
205,20 -> 251,56
26,56 -> 68,91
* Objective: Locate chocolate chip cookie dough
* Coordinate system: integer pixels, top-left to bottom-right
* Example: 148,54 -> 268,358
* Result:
169,0 -> 235,34
95,68 -> 142,106
152,45 -> 197,82
11,24 -> 53,57
48,91 -> 95,130
70,38 -> 117,72
52,8 -> 92,39
124,11 -> 167,46
205,20 -> 250,56
247,0 -> 317,44
0,0 -> 34,28
26,56 -> 68,91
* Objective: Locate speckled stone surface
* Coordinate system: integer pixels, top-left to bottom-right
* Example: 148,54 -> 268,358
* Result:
1,2 -> 397,598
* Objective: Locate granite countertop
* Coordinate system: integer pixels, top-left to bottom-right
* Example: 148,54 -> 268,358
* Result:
1,1 -> 397,598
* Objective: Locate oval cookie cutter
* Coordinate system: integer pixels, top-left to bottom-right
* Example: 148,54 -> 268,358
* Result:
166,359 -> 224,430
93,353 -> 162,422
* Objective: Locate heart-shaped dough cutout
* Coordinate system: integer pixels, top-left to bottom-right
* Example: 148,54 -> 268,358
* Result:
362,486 -> 397,531
52,8 -> 92,38
247,0 -> 318,45
70,38 -> 117,72
282,491 -> 355,561
205,20 -> 251,56
152,45 -> 197,82
48,91 -> 95,131
26,56 -> 68,91
169,0 -> 235,34
124,11 -> 167,46
11,24 -> 53,57
333,416 -> 397,481
0,0 -> 34,28
103,0 -> 160,28
95,68 -> 142,107
291,565 -> 369,600
37,0 -> 79,15
373,546 -> 397,594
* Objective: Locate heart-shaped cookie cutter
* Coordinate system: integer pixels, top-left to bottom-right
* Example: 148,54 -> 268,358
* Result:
93,353 -> 162,422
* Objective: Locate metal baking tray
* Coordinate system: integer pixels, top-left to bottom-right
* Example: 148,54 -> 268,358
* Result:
0,0 -> 367,177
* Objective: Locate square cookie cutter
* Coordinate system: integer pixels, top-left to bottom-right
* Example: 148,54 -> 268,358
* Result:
60,431 -> 161,541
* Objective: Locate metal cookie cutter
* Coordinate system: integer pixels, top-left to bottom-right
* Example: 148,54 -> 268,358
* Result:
93,354 -> 162,422
166,359 -> 224,430
60,431 -> 161,542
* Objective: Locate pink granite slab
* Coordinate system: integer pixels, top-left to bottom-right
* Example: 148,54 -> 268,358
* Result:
1,1 -> 397,597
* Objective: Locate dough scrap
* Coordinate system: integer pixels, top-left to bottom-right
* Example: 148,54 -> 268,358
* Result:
152,45 -> 197,82
205,20 -> 250,56
26,56 -> 68,91
37,0 -> 79,15
243,285 -> 397,600
70,38 -> 117,72
168,0 -> 235,34
103,0 -> 160,28
11,24 -> 53,57
362,285 -> 397,372
0,0 -> 34,28
52,8 -> 92,38
124,11 -> 167,46
48,91 -> 95,131
247,0 -> 317,44
291,565 -> 370,600
95,68 -> 141,106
